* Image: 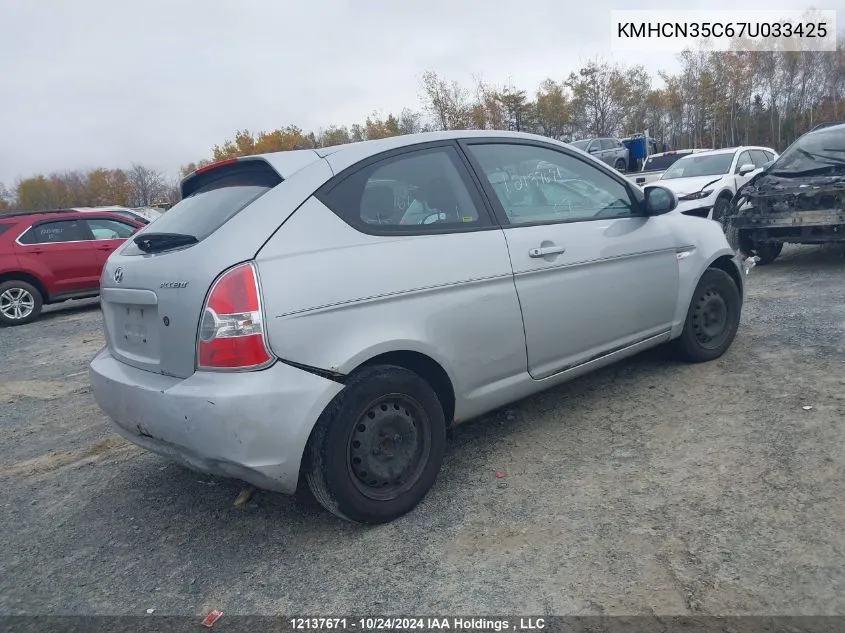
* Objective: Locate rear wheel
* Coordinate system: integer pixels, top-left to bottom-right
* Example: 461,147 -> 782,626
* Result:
0,280 -> 43,326
305,365 -> 446,524
673,268 -> 741,363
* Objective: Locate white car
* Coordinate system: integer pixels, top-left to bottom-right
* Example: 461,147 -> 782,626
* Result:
73,206 -> 160,225
651,146 -> 778,221
627,149 -> 712,187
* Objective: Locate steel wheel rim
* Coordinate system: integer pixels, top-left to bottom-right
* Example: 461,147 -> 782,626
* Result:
0,288 -> 35,320
346,393 -> 431,501
692,287 -> 729,349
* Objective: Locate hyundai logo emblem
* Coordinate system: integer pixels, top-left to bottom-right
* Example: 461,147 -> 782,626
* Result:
114,267 -> 124,284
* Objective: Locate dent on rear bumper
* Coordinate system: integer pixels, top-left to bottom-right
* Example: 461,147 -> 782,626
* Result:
89,347 -> 344,493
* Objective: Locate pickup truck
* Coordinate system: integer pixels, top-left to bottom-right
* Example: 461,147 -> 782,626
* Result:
626,149 -> 710,187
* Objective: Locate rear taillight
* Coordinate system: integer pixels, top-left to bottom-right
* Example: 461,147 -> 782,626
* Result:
197,262 -> 274,370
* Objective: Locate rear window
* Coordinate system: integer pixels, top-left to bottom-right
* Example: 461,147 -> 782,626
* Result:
142,161 -> 282,242
643,153 -> 687,171
19,219 -> 89,244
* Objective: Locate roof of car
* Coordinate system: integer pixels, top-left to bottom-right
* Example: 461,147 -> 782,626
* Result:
316,130 -> 562,157
236,130 -> 577,179
0,209 -> 142,223
808,122 -> 845,132
673,146 -> 774,159
647,149 -> 711,158
0,209 -> 80,222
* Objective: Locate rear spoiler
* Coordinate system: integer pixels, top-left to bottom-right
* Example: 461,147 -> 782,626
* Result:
180,158 -> 282,199
180,149 -> 327,198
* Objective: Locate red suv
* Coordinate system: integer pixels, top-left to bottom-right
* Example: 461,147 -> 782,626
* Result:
0,210 -> 144,325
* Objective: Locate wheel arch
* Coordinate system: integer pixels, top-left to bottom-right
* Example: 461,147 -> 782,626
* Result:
349,350 -> 456,426
706,254 -> 744,301
295,344 -> 458,494
0,272 -> 49,302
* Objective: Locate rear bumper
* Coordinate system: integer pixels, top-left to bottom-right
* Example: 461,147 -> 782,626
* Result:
89,347 -> 344,493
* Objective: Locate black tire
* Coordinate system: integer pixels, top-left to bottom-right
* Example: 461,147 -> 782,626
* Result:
305,364 -> 446,524
712,195 -> 732,224
614,158 -> 627,172
0,280 -> 43,326
672,268 -> 741,363
723,217 -> 781,265
724,220 -> 753,255
753,242 -> 783,265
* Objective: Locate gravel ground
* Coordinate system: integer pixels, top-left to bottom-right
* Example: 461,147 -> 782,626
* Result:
1,244 -> 844,617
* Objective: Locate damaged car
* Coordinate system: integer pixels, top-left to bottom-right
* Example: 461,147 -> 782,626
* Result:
725,122 -> 845,265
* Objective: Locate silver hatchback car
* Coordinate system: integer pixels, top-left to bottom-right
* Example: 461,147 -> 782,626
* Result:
90,130 -> 748,524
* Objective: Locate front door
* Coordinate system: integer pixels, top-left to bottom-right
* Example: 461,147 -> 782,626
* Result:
733,149 -> 757,189
462,140 -> 680,380
82,217 -> 139,270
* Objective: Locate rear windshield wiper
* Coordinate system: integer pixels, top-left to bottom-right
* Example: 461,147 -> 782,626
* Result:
133,232 -> 198,253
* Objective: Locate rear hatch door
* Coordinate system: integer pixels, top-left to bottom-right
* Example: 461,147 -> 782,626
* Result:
98,155 -> 330,379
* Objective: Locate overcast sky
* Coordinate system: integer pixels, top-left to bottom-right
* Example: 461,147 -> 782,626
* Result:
0,0 -> 832,184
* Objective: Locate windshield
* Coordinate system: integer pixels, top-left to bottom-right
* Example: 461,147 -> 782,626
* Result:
770,127 -> 845,175
661,153 -> 734,179
570,140 -> 590,151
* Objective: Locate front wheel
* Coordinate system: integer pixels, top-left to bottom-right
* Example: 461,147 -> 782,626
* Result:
673,268 -> 741,363
753,241 -> 783,265
0,280 -> 43,326
614,158 -> 627,172
305,365 -> 446,524
712,195 -> 732,224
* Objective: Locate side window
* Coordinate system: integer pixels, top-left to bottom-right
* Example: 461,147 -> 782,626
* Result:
466,143 -> 637,225
85,218 -> 136,240
764,151 -> 775,162
319,146 -> 487,232
19,219 -> 89,244
750,150 -> 769,167
601,139 -> 617,150
735,151 -> 753,173
587,140 -> 600,153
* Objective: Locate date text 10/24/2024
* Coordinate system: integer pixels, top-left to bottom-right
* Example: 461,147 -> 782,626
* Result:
290,618 -> 547,631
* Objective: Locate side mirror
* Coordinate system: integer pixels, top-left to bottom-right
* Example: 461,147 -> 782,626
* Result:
588,147 -> 599,154
738,163 -> 756,176
643,185 -> 677,216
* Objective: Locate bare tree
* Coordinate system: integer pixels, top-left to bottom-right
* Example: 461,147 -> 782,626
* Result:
397,108 -> 423,135
419,71 -> 473,130
127,164 -> 167,207
0,182 -> 13,210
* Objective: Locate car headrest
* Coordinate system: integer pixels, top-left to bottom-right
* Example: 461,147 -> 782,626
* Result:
421,177 -> 459,213
360,185 -> 395,221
